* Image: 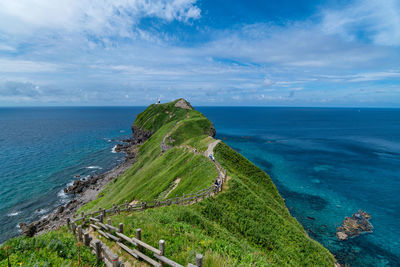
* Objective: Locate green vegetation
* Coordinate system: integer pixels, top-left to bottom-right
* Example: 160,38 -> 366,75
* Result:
3,98 -> 335,266
79,99 -> 217,213
80,99 -> 335,266
0,227 -> 100,266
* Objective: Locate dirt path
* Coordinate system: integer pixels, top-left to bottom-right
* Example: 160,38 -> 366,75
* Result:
205,139 -> 220,158
160,122 -> 182,153
164,178 -> 181,198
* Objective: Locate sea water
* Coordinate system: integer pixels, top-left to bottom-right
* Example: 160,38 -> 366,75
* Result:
1,106 -> 399,266
198,107 -> 400,267
0,107 -> 143,242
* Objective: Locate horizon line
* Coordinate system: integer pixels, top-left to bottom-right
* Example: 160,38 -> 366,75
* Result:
1,105 -> 400,109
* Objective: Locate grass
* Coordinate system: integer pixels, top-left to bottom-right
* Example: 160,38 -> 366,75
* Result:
0,227 -> 100,266
3,99 -> 335,266
79,101 -> 218,213
78,99 -> 335,266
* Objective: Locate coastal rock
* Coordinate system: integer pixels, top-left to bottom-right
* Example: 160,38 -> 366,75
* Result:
57,206 -> 65,214
131,125 -> 153,144
19,222 -> 36,237
336,231 -> 348,241
64,175 -> 102,195
336,210 -> 373,241
209,125 -> 216,137
174,98 -> 193,110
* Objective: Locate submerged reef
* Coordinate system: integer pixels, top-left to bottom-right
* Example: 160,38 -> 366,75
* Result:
336,210 -> 373,241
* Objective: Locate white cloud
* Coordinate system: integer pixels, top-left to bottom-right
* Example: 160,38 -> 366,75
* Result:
0,59 -> 60,73
0,0 -> 201,37
321,0 -> 400,46
349,71 -> 400,82
0,44 -> 16,52
263,78 -> 274,86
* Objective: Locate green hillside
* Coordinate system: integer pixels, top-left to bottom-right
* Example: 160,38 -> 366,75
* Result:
0,227 -> 99,266
1,98 -> 335,266
80,98 -> 335,266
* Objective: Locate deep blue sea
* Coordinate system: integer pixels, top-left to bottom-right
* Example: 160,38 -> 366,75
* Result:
1,107 -> 399,266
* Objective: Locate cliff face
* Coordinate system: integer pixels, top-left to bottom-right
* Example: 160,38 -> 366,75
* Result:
131,125 -> 153,144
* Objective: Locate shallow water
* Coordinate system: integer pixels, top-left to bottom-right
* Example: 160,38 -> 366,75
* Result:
198,107 -> 400,267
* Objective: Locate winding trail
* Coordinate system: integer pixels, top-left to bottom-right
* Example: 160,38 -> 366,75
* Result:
205,139 -> 220,158
73,137 -> 228,267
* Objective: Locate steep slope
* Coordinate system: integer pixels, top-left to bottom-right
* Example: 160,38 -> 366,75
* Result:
80,99 -> 335,266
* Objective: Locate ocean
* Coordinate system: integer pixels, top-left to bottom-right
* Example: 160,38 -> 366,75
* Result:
1,106 -> 399,266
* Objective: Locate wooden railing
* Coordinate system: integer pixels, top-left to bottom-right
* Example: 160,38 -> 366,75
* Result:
69,217 -> 203,267
68,153 -> 227,266
72,167 -> 226,224
70,221 -> 123,266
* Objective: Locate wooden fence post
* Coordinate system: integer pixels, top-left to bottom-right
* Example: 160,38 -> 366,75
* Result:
113,203 -> 116,213
84,232 -> 90,246
67,218 -> 70,229
72,222 -> 76,235
196,254 -> 203,267
159,240 -> 165,267
111,254 -> 119,267
77,226 -> 82,242
98,207 -> 102,217
107,218 -> 112,226
99,214 -> 103,223
95,240 -> 102,263
136,229 -> 142,252
102,209 -> 106,219
118,223 -> 123,234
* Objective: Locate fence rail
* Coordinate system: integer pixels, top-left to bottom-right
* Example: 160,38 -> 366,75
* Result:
68,218 -> 203,267
72,180 -> 223,224
67,148 -> 226,266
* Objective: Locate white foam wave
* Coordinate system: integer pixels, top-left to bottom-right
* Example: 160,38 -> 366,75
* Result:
7,211 -> 21,217
86,166 -> 102,170
111,145 -> 117,153
35,208 -> 48,215
57,188 -> 68,199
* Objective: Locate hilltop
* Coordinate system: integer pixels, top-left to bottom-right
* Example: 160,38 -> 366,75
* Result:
1,98 -> 335,266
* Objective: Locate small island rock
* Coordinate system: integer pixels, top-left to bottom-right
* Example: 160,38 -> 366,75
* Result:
336,210 -> 373,241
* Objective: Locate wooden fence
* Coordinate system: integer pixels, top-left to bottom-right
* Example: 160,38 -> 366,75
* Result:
68,154 -> 227,266
69,220 -> 123,266
72,166 -> 226,224
68,217 -> 203,267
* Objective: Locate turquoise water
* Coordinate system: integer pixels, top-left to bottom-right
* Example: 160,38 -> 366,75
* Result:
1,106 -> 399,266
198,107 -> 400,266
0,107 -> 143,242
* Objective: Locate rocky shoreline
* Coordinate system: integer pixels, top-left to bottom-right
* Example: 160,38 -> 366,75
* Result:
19,127 -> 152,237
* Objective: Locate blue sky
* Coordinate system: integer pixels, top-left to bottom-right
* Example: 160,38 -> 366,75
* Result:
0,0 -> 400,106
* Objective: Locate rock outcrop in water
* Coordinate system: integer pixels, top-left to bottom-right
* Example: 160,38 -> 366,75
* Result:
336,210 -> 373,241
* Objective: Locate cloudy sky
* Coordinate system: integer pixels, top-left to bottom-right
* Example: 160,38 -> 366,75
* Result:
0,0 -> 400,106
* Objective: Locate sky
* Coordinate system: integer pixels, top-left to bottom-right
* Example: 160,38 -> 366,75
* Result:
0,0 -> 400,107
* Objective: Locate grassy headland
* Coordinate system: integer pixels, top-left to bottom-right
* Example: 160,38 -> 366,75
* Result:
2,98 -> 335,266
